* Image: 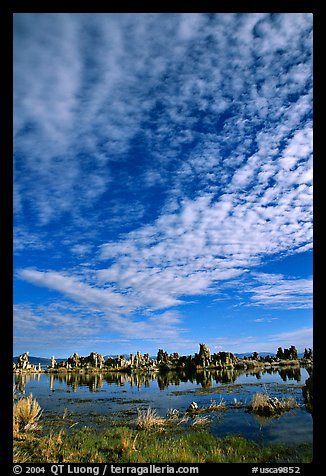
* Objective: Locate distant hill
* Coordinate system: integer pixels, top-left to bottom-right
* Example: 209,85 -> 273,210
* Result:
234,352 -> 304,358
104,354 -> 157,360
103,354 -> 131,361
234,352 -> 276,358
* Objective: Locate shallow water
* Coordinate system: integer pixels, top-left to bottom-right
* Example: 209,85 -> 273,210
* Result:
13,366 -> 312,446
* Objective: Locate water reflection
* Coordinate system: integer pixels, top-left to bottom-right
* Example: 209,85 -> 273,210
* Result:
14,366 -> 307,394
14,372 -> 41,394
50,372 -> 105,392
302,366 -> 313,414
278,366 -> 301,382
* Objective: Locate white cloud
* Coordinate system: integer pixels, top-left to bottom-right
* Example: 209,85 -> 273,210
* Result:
96,160 -> 312,310
18,117 -> 313,318
13,302 -> 102,351
13,299 -> 187,356
205,325 -> 312,353
253,317 -> 279,323
269,326 -> 313,346
245,273 -> 313,309
14,13 -> 312,228
71,244 -> 93,256
18,269 -> 127,309
14,226 -> 47,252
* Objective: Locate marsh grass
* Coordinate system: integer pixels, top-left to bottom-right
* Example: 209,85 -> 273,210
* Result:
13,397 -> 310,463
231,397 -> 244,408
249,392 -> 298,417
136,407 -> 165,430
166,408 -> 180,419
207,397 -> 227,411
13,393 -> 42,434
190,415 -> 210,427
13,425 -> 312,463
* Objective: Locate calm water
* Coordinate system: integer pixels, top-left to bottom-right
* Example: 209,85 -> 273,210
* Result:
14,366 -> 313,446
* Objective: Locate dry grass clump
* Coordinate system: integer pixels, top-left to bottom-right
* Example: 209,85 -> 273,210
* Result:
13,393 -> 42,434
13,384 -> 19,400
249,392 -> 298,417
136,407 -> 165,430
208,398 -> 227,411
13,447 -> 31,463
190,416 -> 210,427
166,408 -> 180,419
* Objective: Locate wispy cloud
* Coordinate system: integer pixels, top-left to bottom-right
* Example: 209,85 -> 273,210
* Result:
253,317 -> 279,323
16,269 -> 187,345
268,327 -> 313,348
14,13 -> 312,230
245,273 -> 313,309
13,303 -> 131,355
13,300 -> 188,357
96,168 -> 312,312
14,226 -> 48,253
205,326 -> 313,353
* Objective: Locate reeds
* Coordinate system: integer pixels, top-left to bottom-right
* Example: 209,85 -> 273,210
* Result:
208,397 -> 227,411
136,407 -> 165,429
13,393 -> 42,433
190,415 -> 210,426
13,413 -> 313,463
166,408 -> 180,419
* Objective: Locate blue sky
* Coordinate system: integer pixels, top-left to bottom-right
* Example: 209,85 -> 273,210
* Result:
13,13 -> 313,358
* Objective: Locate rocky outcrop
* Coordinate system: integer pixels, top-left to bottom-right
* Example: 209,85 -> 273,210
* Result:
51,356 -> 56,368
187,402 -> 199,412
13,352 -> 42,373
198,343 -> 211,367
15,344 -> 312,374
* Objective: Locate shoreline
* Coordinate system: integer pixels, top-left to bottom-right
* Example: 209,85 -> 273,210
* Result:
13,358 -> 313,374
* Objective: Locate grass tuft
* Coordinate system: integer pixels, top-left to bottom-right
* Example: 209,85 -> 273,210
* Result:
13,393 -> 42,434
208,397 -> 227,411
190,415 -> 210,427
136,407 -> 165,430
249,392 -> 298,417
166,408 -> 180,419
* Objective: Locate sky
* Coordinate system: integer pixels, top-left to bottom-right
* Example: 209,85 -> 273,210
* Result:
13,13 -> 313,358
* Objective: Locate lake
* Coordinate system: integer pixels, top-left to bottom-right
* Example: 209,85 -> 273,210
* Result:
13,366 -> 313,447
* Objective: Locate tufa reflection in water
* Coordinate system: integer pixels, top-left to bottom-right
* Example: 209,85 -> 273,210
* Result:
302,366 -> 313,414
14,372 -> 41,394
14,366 -> 306,394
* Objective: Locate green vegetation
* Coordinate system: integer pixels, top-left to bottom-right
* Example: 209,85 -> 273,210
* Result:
14,424 -> 312,463
13,391 -> 312,464
136,407 -> 165,430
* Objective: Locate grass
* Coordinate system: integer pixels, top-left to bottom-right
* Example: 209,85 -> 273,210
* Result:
13,395 -> 311,463
166,408 -> 180,419
190,415 -> 211,427
136,407 -> 165,430
207,397 -> 227,411
13,425 -> 312,463
249,392 -> 298,417
171,382 -> 261,396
